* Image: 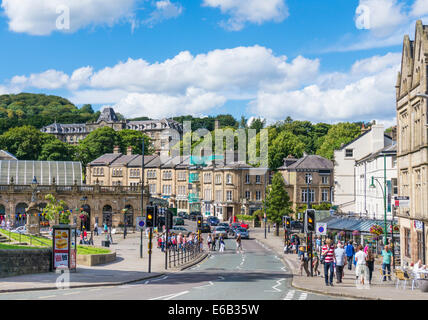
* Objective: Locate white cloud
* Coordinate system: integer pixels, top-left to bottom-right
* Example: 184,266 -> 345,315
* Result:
412,0 -> 428,16
202,0 -> 289,31
0,47 -> 398,122
249,53 -> 400,123
10,69 -> 69,90
113,88 -> 227,119
1,0 -> 138,35
327,1 -> 428,52
143,0 -> 183,27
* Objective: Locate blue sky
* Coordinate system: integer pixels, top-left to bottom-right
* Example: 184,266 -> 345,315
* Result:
0,0 -> 427,125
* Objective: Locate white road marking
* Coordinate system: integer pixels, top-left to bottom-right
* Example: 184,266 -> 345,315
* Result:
150,291 -> 189,300
38,295 -> 57,299
63,291 -> 80,296
194,281 -> 214,289
264,278 -> 285,292
151,275 -> 168,282
299,292 -> 308,300
283,290 -> 295,300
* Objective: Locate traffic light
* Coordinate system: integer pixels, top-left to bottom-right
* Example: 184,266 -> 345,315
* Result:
146,206 -> 155,228
166,210 -> 173,229
197,216 -> 202,229
283,216 -> 291,230
306,209 -> 315,232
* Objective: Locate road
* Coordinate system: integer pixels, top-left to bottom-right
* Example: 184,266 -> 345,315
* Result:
0,225 -> 342,300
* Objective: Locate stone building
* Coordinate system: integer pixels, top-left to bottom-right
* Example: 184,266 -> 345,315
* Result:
396,20 -> 428,266
0,158 -> 148,229
278,155 -> 334,214
41,107 -> 183,155
86,150 -> 268,221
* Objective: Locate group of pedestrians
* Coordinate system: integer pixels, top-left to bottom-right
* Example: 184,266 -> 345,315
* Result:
206,233 -> 243,253
157,232 -> 201,252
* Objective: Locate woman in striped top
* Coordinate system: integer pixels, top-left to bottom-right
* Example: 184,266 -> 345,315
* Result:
322,239 -> 335,286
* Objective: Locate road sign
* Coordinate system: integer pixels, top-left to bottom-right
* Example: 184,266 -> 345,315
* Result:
136,217 -> 145,231
316,223 -> 327,236
394,196 -> 410,208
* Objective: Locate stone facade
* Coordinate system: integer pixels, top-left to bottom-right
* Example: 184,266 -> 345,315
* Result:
278,155 -> 334,214
41,107 -> 183,155
0,184 -> 148,230
396,20 -> 428,266
86,152 -> 268,221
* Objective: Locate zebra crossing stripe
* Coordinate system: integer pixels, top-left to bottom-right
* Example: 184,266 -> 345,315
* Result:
299,293 -> 308,300
283,290 -> 295,300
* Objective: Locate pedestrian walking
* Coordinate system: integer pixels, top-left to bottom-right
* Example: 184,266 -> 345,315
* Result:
355,245 -> 368,286
346,241 -> 355,270
207,234 -> 212,251
219,236 -> 225,252
321,239 -> 335,286
313,253 -> 321,276
366,248 -> 375,284
94,222 -> 98,236
236,234 -> 242,253
381,245 -> 393,281
334,242 -> 347,283
316,236 -> 321,252
212,236 -> 216,251
300,253 -> 310,276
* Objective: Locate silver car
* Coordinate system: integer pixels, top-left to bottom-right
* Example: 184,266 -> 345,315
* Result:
213,226 -> 228,239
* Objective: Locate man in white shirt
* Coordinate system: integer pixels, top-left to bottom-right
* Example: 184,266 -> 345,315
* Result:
355,245 -> 368,285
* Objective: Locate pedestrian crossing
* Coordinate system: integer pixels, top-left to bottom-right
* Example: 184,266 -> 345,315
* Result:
282,290 -> 308,300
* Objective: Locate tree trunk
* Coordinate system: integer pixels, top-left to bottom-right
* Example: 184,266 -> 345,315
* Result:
276,224 -> 279,236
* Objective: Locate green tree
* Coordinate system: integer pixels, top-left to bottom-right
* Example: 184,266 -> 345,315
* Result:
77,127 -> 121,166
0,125 -> 51,160
118,129 -> 153,155
39,139 -> 77,161
316,123 -> 361,160
249,117 -> 266,132
264,172 -> 293,236
269,131 -> 305,170
42,194 -> 71,225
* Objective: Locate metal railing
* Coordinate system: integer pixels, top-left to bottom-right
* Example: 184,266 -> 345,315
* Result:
167,242 -> 203,268
0,227 -> 50,247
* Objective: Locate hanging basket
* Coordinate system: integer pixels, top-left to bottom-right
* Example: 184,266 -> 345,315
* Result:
352,230 -> 360,236
370,224 -> 383,236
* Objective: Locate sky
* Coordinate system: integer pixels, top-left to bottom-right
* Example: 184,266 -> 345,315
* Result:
0,0 -> 427,126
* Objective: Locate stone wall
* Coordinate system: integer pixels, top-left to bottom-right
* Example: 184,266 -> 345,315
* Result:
77,251 -> 116,266
0,248 -> 52,278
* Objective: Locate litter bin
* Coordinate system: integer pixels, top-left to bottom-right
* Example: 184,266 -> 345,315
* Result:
102,240 -> 110,247
420,279 -> 428,292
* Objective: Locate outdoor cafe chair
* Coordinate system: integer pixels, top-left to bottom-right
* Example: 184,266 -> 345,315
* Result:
395,270 -> 407,289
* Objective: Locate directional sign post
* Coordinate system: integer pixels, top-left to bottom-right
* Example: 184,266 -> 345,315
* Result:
136,217 -> 145,259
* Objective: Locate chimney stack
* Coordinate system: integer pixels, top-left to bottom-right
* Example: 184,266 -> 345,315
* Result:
127,146 -> 133,155
113,145 -> 120,154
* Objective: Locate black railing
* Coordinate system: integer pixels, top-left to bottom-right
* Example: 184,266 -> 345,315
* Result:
167,241 -> 203,268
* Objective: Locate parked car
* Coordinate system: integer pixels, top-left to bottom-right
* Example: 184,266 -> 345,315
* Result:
189,212 -> 200,221
173,217 -> 185,226
201,223 -> 211,233
178,212 -> 189,219
218,222 -> 230,233
213,226 -> 228,239
240,222 -> 249,230
207,216 -> 220,226
291,221 -> 303,230
11,226 -> 27,234
171,226 -> 189,233
234,227 -> 249,239
229,223 -> 241,234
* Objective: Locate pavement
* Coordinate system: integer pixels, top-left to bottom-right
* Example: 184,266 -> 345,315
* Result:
0,230 -> 207,293
252,227 -> 428,300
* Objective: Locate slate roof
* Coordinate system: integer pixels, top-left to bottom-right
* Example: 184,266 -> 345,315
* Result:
278,155 -> 333,171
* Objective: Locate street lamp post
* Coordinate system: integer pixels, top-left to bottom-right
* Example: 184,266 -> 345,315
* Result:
306,173 -> 313,277
369,154 -> 388,245
141,137 -> 145,259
